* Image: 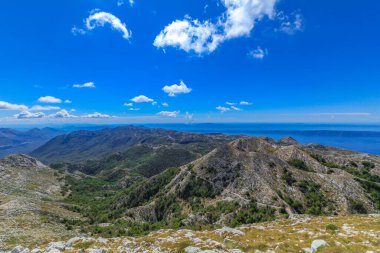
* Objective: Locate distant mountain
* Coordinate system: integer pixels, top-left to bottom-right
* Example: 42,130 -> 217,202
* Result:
31,126 -> 237,165
0,127 -> 64,158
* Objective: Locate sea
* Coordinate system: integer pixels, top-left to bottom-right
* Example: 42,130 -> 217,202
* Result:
141,123 -> 380,156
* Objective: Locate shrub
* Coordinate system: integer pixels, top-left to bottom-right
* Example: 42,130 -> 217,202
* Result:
282,168 -> 296,186
349,198 -> 367,214
362,161 -> 375,169
288,159 -> 311,171
326,224 -> 338,231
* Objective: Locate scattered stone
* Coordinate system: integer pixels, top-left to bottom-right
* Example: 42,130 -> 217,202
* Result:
215,227 -> 245,236
304,239 -> 328,253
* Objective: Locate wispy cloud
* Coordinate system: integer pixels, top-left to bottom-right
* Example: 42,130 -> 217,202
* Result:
85,11 -> 131,40
276,11 -> 303,35
157,111 -> 180,117
30,105 -> 60,111
0,101 -> 28,111
38,96 -> 62,104
216,106 -> 230,113
73,82 -> 96,88
248,47 -> 267,59
82,112 -> 111,118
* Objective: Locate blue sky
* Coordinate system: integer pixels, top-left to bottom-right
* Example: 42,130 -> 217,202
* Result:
0,0 -> 379,124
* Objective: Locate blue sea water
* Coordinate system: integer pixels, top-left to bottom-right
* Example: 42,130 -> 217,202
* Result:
142,123 -> 380,156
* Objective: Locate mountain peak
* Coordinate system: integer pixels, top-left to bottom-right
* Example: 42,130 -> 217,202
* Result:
1,154 -> 46,169
278,136 -> 299,145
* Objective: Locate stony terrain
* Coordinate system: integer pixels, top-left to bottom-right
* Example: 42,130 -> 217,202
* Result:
5,215 -> 380,252
0,155 -> 79,251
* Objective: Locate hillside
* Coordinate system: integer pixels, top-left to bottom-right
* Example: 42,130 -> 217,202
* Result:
0,155 -> 79,251
0,128 -> 64,158
2,134 -> 380,252
31,126 -> 236,164
57,136 -> 380,239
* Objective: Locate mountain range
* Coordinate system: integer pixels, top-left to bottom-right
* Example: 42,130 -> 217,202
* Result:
1,126 -> 380,252
0,128 -> 64,158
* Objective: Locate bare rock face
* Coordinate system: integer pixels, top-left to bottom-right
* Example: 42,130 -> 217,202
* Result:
278,136 -> 299,146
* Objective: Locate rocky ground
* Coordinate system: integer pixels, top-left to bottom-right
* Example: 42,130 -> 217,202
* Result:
4,215 -> 380,253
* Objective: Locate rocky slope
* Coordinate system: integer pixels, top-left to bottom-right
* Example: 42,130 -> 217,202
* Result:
116,136 -> 380,228
0,155 -> 79,251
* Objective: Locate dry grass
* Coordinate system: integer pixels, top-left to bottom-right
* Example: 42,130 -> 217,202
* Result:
5,215 -> 378,252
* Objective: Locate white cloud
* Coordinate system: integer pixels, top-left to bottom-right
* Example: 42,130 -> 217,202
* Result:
14,111 -> 45,119
64,100 -> 72,104
162,102 -> 169,107
82,112 -> 111,118
276,11 -> 303,35
154,0 -> 277,54
157,111 -> 180,117
231,105 -> 241,111
162,81 -> 192,97
248,46 -> 267,59
85,11 -> 131,40
71,26 -> 86,35
129,108 -> 140,111
222,0 -> 276,39
73,82 -> 96,88
185,112 -> 194,121
124,102 -> 133,107
30,105 -> 60,111
130,95 -> 154,103
117,0 -> 134,7
38,96 -> 62,104
0,101 -> 28,111
240,101 -> 252,105
216,106 -> 230,112
226,102 -> 236,106
50,109 -> 76,118
154,17 -> 221,54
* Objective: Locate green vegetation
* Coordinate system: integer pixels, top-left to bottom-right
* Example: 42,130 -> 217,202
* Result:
230,199 -> 276,227
178,174 -> 216,199
362,161 -> 375,169
62,167 -> 181,236
287,159 -> 312,171
298,180 -> 331,215
282,168 -> 296,186
348,198 -> 367,214
310,154 -> 339,168
326,223 -> 338,231
279,192 -> 304,214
